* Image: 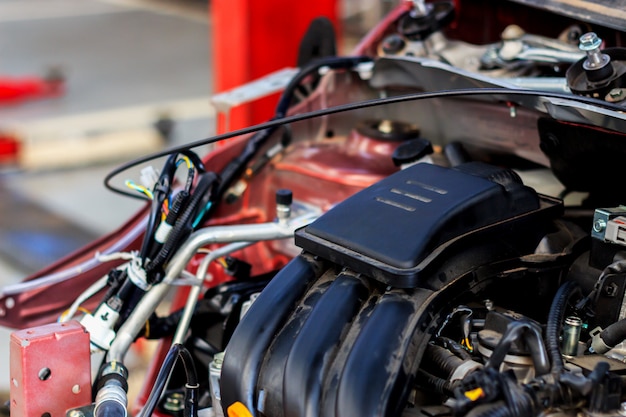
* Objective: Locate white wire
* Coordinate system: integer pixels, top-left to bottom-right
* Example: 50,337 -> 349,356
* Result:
59,252 -> 141,322
59,274 -> 110,323
0,216 -> 148,297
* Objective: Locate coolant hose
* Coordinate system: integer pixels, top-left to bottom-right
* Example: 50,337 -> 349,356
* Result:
596,318 -> 626,351
546,281 -> 580,373
485,321 -> 550,376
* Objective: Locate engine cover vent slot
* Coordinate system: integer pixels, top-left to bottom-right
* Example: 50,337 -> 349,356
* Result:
295,162 -> 553,287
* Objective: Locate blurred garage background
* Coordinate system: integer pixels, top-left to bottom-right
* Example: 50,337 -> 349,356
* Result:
0,0 -> 396,403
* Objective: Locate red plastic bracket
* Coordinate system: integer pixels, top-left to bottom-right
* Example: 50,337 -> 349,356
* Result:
10,320 -> 92,417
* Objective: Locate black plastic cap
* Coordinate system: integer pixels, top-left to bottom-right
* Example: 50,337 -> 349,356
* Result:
391,138 -> 433,166
381,35 -> 406,54
276,189 -> 293,206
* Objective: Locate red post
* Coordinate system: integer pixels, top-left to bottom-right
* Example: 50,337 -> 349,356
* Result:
211,0 -> 339,133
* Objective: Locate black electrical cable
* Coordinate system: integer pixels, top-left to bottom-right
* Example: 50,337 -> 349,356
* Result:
104,87 -> 626,199
139,152 -> 178,260
436,336 -> 473,360
146,172 -> 219,279
417,369 -> 455,396
546,280 -> 581,374
138,343 -> 199,417
215,55 -> 372,199
138,150 -> 204,261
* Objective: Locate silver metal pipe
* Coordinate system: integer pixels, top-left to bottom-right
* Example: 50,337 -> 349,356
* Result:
504,77 -> 570,93
515,48 -> 584,64
172,241 -> 252,345
107,210 -> 318,363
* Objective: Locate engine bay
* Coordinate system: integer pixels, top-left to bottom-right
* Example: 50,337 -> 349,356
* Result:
6,1 -> 626,417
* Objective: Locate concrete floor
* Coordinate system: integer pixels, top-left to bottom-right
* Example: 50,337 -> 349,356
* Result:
0,0 -> 213,394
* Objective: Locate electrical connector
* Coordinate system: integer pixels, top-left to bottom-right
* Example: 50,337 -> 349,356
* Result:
139,166 -> 160,191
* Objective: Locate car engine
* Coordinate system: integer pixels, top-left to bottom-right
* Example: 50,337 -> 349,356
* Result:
5,1 -> 626,417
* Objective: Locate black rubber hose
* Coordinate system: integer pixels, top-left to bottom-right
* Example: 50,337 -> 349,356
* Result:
546,281 -> 580,374
444,141 -> 471,166
599,318 -> 626,348
424,343 -> 465,377
138,343 -> 199,417
485,321 -> 550,376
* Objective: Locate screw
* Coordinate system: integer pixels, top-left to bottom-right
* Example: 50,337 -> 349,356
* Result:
610,88 -> 624,98
68,411 -> 85,417
593,218 -> 607,233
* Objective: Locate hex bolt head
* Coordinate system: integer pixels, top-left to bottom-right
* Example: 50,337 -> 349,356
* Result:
579,32 -> 611,74
593,218 -> 607,233
579,32 -> 602,51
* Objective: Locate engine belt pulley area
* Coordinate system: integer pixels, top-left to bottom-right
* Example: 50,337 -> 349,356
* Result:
295,161 -> 560,288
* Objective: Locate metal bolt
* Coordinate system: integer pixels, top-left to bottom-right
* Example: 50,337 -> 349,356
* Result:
607,88 -> 626,103
593,218 -> 607,233
68,411 -> 85,417
213,351 -> 225,369
579,32 -> 602,51
579,32 -> 610,71
484,299 -> 495,311
163,392 -> 185,412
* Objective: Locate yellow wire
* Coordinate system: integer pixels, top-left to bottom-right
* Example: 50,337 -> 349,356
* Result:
59,306 -> 92,322
125,180 -> 154,199
77,306 -> 91,315
462,337 -> 474,352
217,257 -> 229,268
178,155 -> 193,169
161,199 -> 169,222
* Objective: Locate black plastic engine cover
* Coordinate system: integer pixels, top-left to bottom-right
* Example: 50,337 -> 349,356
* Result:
295,162 -> 540,287
221,163 -> 563,417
